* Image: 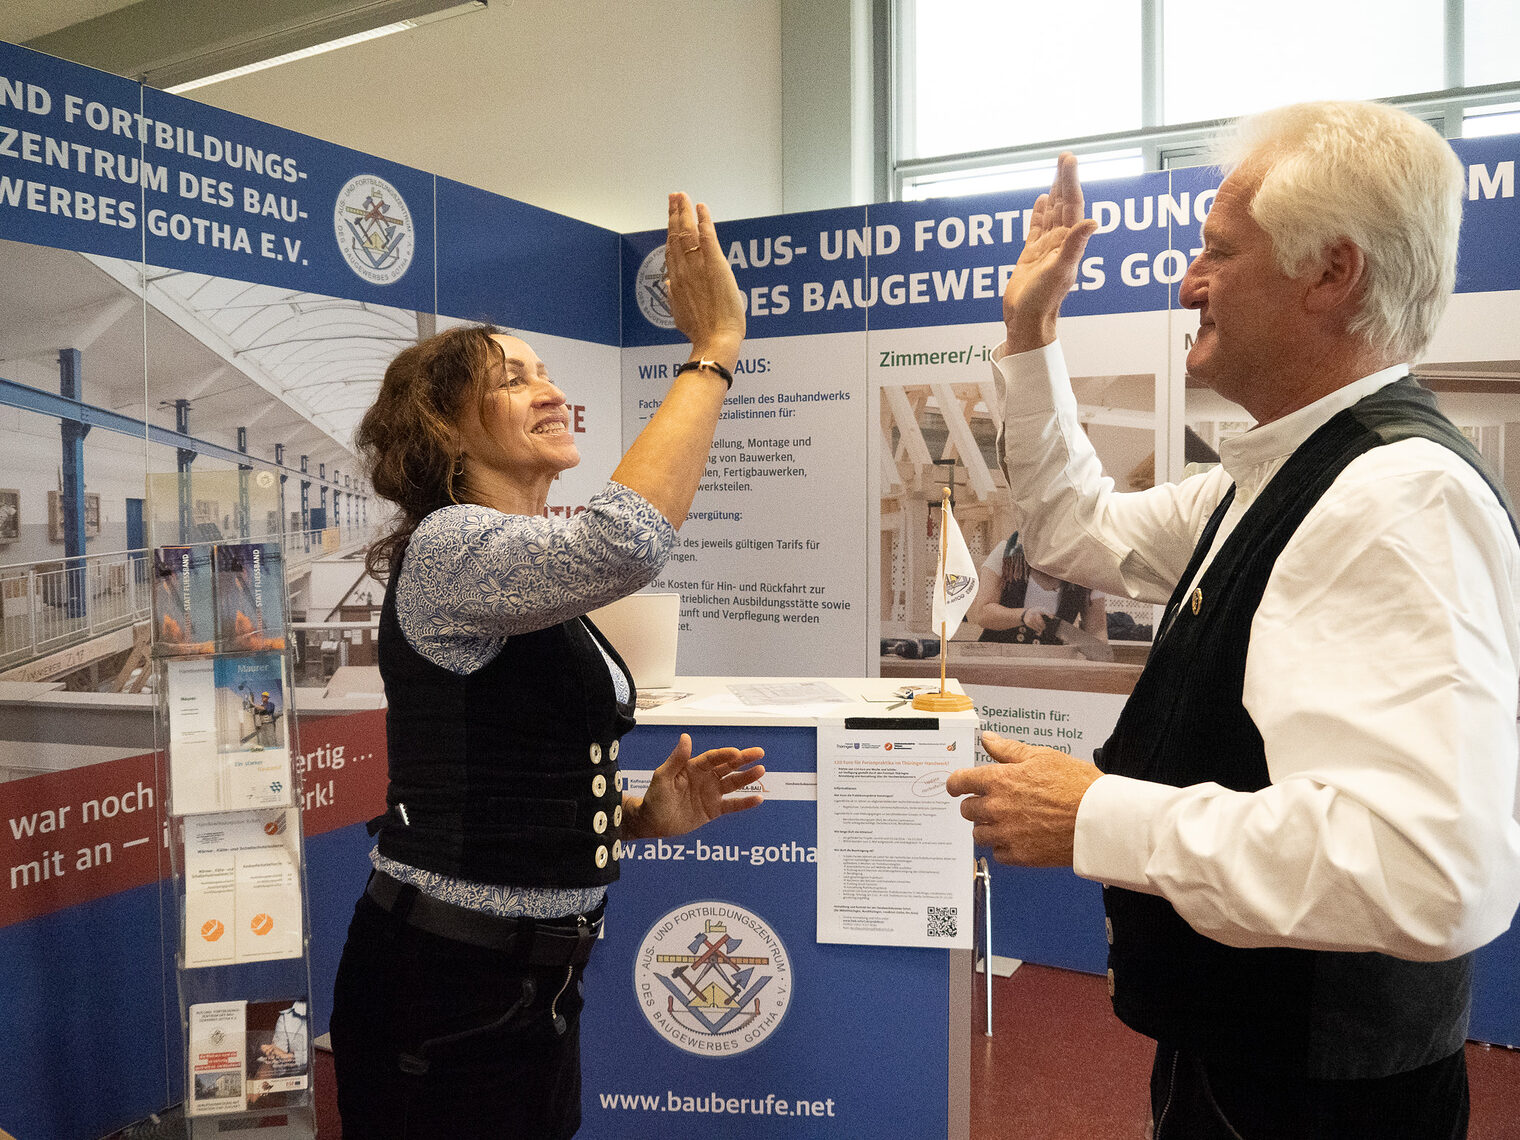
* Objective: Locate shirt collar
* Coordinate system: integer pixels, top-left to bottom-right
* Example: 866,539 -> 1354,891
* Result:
1218,363 -> 1411,483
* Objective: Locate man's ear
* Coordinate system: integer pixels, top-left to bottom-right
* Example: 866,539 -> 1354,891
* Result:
1303,238 -> 1366,318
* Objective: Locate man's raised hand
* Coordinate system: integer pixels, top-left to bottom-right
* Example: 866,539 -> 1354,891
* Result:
1001,152 -> 1100,355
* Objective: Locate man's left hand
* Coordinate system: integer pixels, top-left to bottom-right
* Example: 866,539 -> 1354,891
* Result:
945,732 -> 1103,866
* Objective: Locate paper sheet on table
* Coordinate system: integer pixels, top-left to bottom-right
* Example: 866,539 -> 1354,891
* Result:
678,681 -> 854,717
815,720 -> 973,948
729,681 -> 852,706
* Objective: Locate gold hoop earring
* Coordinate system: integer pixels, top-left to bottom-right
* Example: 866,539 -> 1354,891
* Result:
447,454 -> 465,504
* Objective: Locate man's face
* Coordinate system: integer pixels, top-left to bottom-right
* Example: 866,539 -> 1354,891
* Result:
1178,170 -> 1307,414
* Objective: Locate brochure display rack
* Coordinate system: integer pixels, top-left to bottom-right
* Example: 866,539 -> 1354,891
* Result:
150,472 -> 316,1138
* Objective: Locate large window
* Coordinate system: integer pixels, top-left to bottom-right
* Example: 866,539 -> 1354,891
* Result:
901,0 -> 1141,159
894,0 -> 1520,200
1162,0 -> 1445,125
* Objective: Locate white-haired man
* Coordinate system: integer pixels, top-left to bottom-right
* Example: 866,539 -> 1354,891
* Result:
947,101 -> 1520,1138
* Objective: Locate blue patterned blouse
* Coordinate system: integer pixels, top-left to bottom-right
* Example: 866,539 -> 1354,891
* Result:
371,481 -> 674,918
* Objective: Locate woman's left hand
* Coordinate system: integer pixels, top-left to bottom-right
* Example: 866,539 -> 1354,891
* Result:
623,734 -> 765,839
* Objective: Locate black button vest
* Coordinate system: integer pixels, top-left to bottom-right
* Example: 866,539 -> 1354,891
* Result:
1096,377 -> 1518,1079
373,547 -> 637,887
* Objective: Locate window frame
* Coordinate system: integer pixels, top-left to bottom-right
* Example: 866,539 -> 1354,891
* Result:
890,0 -> 1520,200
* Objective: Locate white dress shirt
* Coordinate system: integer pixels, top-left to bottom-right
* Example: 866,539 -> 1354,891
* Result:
995,341 -> 1520,962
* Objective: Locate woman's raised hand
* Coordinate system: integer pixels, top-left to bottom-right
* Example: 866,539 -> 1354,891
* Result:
609,194 -> 747,525
665,192 -> 744,370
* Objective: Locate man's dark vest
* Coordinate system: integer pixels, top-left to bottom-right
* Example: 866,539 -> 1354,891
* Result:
372,552 -> 635,887
979,534 -> 1092,644
1097,377 -> 1518,1080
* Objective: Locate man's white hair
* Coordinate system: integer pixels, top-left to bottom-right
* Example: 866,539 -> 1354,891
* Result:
1211,101 -> 1465,362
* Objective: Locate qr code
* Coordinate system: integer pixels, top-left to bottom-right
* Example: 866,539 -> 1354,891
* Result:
927,906 -> 958,938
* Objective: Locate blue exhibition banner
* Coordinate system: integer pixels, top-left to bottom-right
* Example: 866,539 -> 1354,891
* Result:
436,177 -> 621,345
0,40 -> 145,262
1,40 -> 437,310
0,884 -> 176,1140
862,170 -> 1184,330
621,173 -> 1196,344
1451,134 -> 1520,296
138,86 -> 435,309
618,140 -> 1520,346
620,204 -> 874,347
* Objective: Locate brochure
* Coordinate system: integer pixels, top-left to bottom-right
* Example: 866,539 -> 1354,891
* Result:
187,1000 -> 247,1116
184,809 -> 303,967
214,543 -> 287,651
153,545 -> 216,656
167,653 -> 293,814
246,998 -> 311,1108
166,657 -> 221,815
214,653 -> 292,810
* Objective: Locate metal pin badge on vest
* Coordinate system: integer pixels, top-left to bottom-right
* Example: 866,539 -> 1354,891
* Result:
1190,587 -> 1203,615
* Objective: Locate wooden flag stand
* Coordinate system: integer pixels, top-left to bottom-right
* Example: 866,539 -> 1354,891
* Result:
913,487 -> 974,712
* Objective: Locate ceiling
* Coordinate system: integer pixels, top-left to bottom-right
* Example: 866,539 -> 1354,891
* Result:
0,240 -> 411,475
0,3 -> 446,472
2,0 -> 140,46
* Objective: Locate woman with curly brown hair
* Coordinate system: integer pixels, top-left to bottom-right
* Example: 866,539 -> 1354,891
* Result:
329,193 -> 766,1139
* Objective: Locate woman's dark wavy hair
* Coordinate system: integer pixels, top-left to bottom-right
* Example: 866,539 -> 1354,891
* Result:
356,323 -> 503,581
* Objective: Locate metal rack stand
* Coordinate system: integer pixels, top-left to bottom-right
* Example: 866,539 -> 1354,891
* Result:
973,856 -> 993,1036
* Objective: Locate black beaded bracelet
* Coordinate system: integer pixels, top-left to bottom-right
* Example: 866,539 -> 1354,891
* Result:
674,358 -> 734,389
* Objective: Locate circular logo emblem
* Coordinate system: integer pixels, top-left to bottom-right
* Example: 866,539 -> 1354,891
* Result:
249,913 -> 274,937
334,175 -> 414,285
255,470 -> 276,489
200,919 -> 224,942
634,245 -> 676,329
634,901 -> 791,1055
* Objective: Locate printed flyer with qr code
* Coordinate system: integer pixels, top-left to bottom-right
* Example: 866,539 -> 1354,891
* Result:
814,718 -> 974,948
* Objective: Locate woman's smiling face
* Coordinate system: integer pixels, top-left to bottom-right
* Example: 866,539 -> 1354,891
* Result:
459,334 -> 580,488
